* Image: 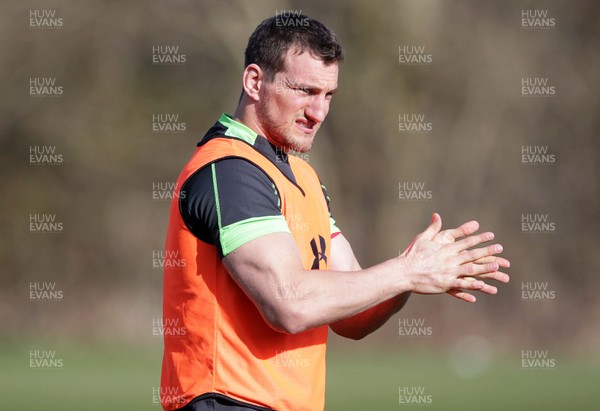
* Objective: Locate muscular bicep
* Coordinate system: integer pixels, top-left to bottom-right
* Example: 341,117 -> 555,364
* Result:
330,233 -> 361,272
222,232 -> 305,333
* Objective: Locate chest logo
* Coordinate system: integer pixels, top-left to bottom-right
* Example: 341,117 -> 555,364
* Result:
310,235 -> 327,269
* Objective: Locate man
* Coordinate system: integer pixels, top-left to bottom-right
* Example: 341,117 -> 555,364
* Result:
161,14 -> 510,411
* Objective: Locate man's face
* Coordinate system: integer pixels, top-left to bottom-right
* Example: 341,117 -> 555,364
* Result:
256,49 -> 338,153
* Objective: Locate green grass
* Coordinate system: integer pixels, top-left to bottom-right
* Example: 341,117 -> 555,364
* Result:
1,341 -> 598,410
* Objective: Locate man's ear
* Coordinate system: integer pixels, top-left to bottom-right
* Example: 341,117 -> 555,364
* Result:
242,64 -> 264,102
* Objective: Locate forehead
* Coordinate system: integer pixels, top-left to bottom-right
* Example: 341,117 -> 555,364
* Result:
279,49 -> 338,88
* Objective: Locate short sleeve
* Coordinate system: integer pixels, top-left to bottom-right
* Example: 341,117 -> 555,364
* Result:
180,158 -> 291,256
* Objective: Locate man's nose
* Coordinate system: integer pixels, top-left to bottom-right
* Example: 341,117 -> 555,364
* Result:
304,96 -> 329,124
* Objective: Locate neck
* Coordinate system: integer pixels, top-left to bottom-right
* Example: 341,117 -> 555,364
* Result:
233,99 -> 280,148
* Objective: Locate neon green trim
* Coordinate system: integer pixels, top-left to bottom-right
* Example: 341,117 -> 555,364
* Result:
211,163 -> 222,229
271,183 -> 280,208
322,184 -> 331,204
330,216 -> 341,235
218,113 -> 258,145
220,216 -> 291,256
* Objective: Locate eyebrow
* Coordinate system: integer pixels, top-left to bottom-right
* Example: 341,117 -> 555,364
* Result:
285,78 -> 338,94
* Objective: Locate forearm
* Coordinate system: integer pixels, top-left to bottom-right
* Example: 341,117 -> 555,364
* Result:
330,292 -> 411,339
292,260 -> 412,332
225,246 -> 412,334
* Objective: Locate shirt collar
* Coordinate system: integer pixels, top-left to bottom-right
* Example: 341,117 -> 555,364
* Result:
217,113 -> 258,145
216,113 -> 289,164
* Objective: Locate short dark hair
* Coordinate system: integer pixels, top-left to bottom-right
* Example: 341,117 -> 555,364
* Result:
244,14 -> 344,82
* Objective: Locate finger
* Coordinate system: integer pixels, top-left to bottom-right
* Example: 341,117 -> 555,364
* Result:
456,244 -> 503,265
420,213 -> 443,241
472,256 -> 511,268
474,271 -> 510,283
456,277 -> 497,295
456,262 -> 500,277
445,220 -> 480,241
476,282 -> 497,294
450,231 -> 495,253
451,277 -> 486,290
447,289 -> 477,303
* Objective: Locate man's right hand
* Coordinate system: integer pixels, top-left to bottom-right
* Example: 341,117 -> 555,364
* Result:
400,213 -> 510,302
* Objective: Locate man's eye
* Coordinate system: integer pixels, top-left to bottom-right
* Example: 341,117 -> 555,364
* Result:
293,87 -> 309,94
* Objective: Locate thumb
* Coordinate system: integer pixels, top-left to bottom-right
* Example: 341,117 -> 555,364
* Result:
421,213 -> 442,240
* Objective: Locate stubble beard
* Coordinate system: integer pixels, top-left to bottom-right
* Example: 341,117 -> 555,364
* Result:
257,98 -> 314,154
